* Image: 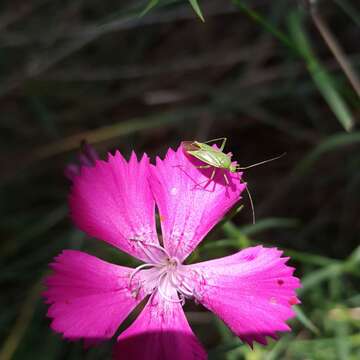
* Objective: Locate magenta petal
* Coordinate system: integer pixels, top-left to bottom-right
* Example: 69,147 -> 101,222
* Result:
114,291 -> 206,360
44,250 -> 143,342
189,246 -> 301,346
150,145 -> 245,261
69,151 -> 159,261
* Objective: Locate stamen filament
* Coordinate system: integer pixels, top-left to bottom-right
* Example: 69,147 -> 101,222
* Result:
157,273 -> 183,304
136,241 -> 164,263
129,263 -> 159,284
170,272 -> 195,298
127,241 -> 198,305
143,242 -> 172,258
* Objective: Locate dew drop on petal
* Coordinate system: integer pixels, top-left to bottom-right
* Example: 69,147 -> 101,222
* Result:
170,187 -> 178,195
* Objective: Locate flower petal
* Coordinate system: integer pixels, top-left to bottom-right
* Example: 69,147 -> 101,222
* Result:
189,246 -> 301,346
44,250 -> 143,342
114,291 -> 206,360
69,151 -> 159,261
150,145 -> 245,261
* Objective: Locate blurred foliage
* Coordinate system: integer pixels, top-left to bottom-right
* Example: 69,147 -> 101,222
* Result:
0,0 -> 359,359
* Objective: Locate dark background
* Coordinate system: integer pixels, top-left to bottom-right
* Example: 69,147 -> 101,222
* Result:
0,0 -> 359,359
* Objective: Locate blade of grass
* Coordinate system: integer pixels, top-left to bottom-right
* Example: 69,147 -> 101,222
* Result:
333,0 -> 360,26
289,11 -> 355,132
300,248 -> 360,294
298,264 -> 343,295
31,115 -> 180,160
202,237 -> 344,270
265,335 -> 293,360
27,96 -> 58,138
295,132 -> 360,175
259,131 -> 360,214
139,0 -> 160,17
346,245 -> 360,265
208,339 -> 243,360
0,205 -> 67,258
214,204 -> 244,233
231,2 -> 355,131
334,320 -> 350,360
0,279 -> 43,360
294,305 -> 320,335
231,0 -> 299,54
288,334 -> 360,354
222,222 -> 251,248
238,218 -> 299,236
310,3 -> 360,97
344,245 -> 360,273
284,249 -> 341,267
188,0 -> 205,22
201,238 -> 249,251
212,318 -> 239,360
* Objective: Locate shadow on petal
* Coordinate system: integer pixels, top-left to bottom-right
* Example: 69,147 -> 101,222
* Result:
113,330 -> 207,360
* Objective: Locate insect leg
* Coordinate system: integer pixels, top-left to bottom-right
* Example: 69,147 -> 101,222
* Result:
223,171 -> 229,185
210,168 -> 217,180
206,168 -> 218,191
192,167 -> 217,190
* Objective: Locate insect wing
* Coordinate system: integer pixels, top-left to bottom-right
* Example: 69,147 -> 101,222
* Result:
194,142 -> 214,152
182,141 -> 200,152
182,140 -> 228,168
193,147 -> 223,168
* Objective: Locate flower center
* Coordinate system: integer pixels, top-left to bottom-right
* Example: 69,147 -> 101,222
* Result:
129,241 -> 198,305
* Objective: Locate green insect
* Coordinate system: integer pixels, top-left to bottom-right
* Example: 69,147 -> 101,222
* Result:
182,137 -> 285,223
182,138 -> 236,184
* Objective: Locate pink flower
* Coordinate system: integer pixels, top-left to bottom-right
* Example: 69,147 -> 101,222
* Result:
44,144 -> 300,359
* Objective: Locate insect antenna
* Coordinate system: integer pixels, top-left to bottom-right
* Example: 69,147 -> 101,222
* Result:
244,183 -> 256,224
236,153 -> 286,170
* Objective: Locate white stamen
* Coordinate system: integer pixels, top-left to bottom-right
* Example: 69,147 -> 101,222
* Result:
129,263 -> 160,284
127,240 -> 199,305
134,240 -> 163,264
142,242 -> 172,259
157,273 -> 183,304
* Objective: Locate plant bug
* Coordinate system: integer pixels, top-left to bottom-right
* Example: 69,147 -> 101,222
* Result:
182,137 -> 285,224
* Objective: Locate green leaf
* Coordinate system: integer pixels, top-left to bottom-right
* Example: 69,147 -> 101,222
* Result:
139,0 -> 160,17
188,0 -> 205,22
